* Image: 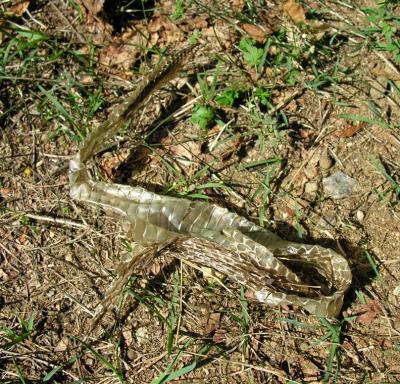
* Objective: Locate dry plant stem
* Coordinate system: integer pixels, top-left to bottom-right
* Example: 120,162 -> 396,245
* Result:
69,44 -> 352,321
25,213 -> 87,229
90,246 -> 157,330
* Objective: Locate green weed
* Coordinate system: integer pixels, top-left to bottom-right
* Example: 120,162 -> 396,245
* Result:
370,157 -> 400,206
278,316 -> 356,382
0,314 -> 35,350
74,336 -> 124,383
126,278 -> 169,326
151,340 -> 210,384
364,250 -> 385,285
318,316 -> 356,382
215,88 -> 241,106
239,37 -> 267,69
190,104 -> 215,130
12,357 -> 27,384
171,0 -> 186,21
361,4 -> 400,63
0,22 -> 103,142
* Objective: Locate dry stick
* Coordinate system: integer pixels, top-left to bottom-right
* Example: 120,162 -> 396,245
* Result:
135,351 -> 168,373
286,97 -> 335,190
65,292 -> 95,317
174,260 -> 184,348
49,1 -> 86,44
25,213 -> 88,229
90,246 -> 157,330
3,350 -> 79,381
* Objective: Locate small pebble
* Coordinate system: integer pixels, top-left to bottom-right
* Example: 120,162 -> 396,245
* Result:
323,171 -> 358,199
319,150 -> 333,170
123,329 -> 133,345
135,327 -> 148,346
356,210 -> 365,222
304,164 -> 318,179
85,357 -> 94,366
304,181 -> 318,195
127,349 -> 137,360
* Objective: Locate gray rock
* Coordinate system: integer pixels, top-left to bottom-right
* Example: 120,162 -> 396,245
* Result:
323,171 -> 358,199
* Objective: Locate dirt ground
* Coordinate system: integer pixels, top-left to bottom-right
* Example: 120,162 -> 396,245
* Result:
1,0 -> 400,383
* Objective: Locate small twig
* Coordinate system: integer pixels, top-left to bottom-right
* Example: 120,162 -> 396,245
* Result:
209,119 -> 234,152
49,1 -> 86,44
25,213 -> 88,229
90,246 -> 157,331
174,261 -> 184,347
24,9 -> 46,29
64,293 -> 95,316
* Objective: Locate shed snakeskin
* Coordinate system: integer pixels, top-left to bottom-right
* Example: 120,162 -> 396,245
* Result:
69,44 -> 352,317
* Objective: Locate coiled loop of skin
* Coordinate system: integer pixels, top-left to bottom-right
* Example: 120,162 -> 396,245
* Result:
69,45 -> 352,317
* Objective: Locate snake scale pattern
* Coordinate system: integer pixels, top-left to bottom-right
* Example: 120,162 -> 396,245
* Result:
69,44 -> 352,317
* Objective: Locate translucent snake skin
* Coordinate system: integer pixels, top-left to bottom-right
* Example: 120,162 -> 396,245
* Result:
69,44 -> 352,317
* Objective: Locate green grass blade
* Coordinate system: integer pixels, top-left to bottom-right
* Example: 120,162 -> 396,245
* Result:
38,85 -> 74,124
12,358 -> 27,384
74,337 -> 124,383
364,250 -> 384,285
126,288 -> 169,326
338,113 -> 389,129
239,286 -> 249,330
156,361 -> 197,384
237,157 -> 281,170
150,339 -> 192,384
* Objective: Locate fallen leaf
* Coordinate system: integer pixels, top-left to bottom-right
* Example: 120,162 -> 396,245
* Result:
231,0 -> 245,11
299,357 -> 319,376
284,206 -> 296,218
212,328 -> 227,343
332,122 -> 367,138
355,300 -> 381,323
221,134 -> 243,161
241,23 -> 271,43
193,17 -> 208,29
99,30 -> 147,70
148,16 -> 162,33
206,312 -> 221,334
23,166 -> 32,178
101,150 -> 131,178
150,261 -> 161,275
288,197 -> 309,210
81,0 -> 104,15
77,74 -> 94,85
0,268 -> 9,282
5,1 -> 30,17
378,337 -> 391,349
0,188 -> 11,197
54,337 -> 69,352
282,0 -> 306,24
169,141 -> 201,165
18,233 -> 28,245
122,329 -> 133,346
